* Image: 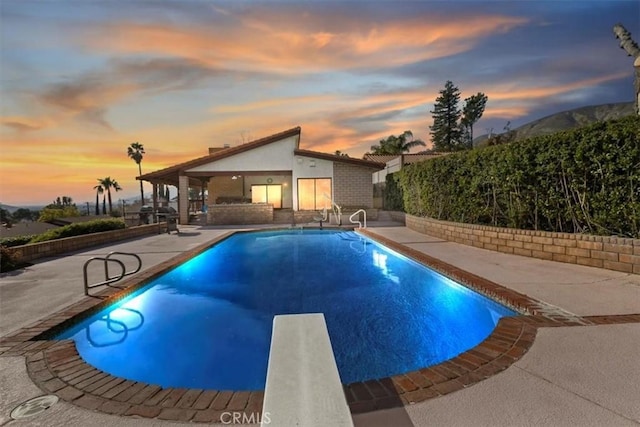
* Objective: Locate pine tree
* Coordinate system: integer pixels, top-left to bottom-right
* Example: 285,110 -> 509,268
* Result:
461,93 -> 488,148
429,81 -> 462,151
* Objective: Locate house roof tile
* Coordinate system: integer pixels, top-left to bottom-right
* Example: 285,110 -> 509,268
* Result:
294,149 -> 385,169
363,153 -> 451,165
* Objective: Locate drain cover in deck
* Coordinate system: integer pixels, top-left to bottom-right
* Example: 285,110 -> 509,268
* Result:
10,395 -> 59,419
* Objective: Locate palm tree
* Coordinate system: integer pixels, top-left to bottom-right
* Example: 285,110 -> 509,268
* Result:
127,142 -> 145,204
98,177 -> 122,214
369,130 -> 426,155
93,184 -> 103,215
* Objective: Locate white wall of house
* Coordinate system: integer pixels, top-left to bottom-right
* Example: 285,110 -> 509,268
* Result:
186,135 -> 298,172
372,156 -> 401,184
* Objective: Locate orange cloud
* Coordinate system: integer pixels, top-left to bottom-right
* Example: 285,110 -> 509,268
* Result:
2,57 -> 216,133
481,106 -> 532,119
83,12 -> 528,73
488,71 -> 630,101
1,116 -> 53,132
211,94 -> 337,115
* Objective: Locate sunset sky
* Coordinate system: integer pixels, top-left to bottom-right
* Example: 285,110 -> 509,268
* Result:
1,1 -> 638,206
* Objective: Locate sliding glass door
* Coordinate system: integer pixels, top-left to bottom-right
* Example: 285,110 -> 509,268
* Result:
251,185 -> 282,208
297,178 -> 331,210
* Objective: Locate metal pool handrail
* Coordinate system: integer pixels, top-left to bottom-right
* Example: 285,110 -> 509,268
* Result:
349,209 -> 367,229
313,206 -> 328,227
83,252 -> 142,296
105,252 -> 142,280
323,193 -> 342,225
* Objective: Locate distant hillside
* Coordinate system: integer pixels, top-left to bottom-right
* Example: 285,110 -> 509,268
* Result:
475,102 -> 635,145
0,203 -> 46,213
0,203 -> 20,213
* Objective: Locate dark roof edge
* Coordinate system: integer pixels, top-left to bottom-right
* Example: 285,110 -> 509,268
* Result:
294,149 -> 385,169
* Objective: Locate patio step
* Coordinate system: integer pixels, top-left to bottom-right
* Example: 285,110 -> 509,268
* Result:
377,210 -> 393,221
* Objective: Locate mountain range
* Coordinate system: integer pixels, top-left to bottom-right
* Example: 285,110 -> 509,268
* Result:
0,203 -> 45,213
474,101 -> 635,145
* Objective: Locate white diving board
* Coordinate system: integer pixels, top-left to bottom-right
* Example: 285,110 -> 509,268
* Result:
261,313 -> 354,427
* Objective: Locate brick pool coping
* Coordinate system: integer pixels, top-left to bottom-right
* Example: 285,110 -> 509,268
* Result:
1,228 -> 639,423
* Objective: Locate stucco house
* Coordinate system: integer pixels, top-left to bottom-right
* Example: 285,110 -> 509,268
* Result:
137,127 -> 385,225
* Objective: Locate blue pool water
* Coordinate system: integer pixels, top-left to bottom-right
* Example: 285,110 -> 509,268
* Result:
56,230 -> 516,390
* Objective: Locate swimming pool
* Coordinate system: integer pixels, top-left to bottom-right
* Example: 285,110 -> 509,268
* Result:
56,229 -> 516,390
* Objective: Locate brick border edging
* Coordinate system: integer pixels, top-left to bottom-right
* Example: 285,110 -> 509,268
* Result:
10,315 -> 640,423
8,319 -> 533,423
2,228 -> 640,423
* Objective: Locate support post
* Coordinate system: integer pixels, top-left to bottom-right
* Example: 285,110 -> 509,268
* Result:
152,183 -> 158,223
179,175 -> 189,225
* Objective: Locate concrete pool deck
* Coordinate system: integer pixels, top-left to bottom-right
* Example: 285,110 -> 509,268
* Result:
0,222 -> 639,426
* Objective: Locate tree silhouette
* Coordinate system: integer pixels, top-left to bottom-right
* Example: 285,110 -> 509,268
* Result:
430,81 -> 488,151
461,93 -> 488,148
98,177 -> 122,214
369,131 -> 425,155
430,81 -> 462,151
93,184 -> 104,215
127,142 -> 145,204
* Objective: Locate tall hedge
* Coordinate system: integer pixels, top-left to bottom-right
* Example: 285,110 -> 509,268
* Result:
384,173 -> 405,211
399,115 -> 640,237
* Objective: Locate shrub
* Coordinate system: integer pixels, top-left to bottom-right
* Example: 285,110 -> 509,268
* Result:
38,205 -> 81,222
0,235 -> 35,247
399,115 -> 640,237
29,218 -> 126,243
0,246 -> 21,272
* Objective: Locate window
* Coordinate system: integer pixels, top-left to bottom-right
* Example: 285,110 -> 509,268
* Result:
298,178 -> 331,210
251,185 -> 282,208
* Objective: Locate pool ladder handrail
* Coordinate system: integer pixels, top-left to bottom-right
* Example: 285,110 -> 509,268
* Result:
323,193 -> 342,226
349,209 -> 367,229
313,206 -> 328,228
83,251 -> 142,296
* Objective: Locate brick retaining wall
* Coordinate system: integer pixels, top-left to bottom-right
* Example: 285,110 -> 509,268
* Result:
405,214 -> 640,275
9,224 -> 162,263
207,203 -> 273,225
